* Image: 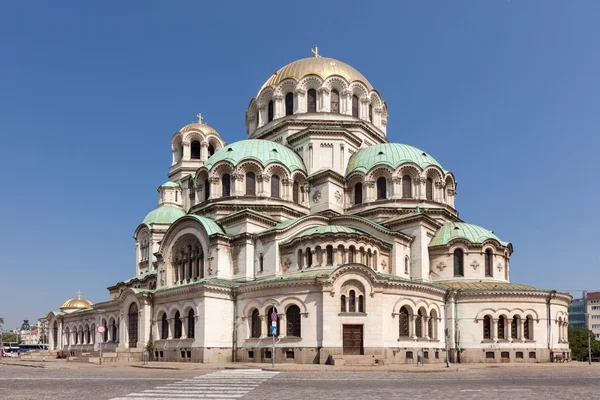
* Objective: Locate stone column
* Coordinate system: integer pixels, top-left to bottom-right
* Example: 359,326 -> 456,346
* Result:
167,318 -> 173,340
492,319 -> 498,341
258,105 -> 266,127
208,177 -> 219,200
424,316 -> 430,340
418,177 -> 427,200
294,89 -> 306,113
360,96 -> 370,120
506,318 -> 513,342
273,94 -> 284,119
200,142 -> 208,161
182,142 -> 190,161
392,177 -> 402,199
410,315 -> 417,339
365,180 -> 375,202
318,87 -> 329,112
279,314 -> 287,338
180,317 -> 187,340
260,315 -> 267,339
341,90 -> 352,116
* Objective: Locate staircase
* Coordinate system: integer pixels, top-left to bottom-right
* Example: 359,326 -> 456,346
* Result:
331,354 -> 384,366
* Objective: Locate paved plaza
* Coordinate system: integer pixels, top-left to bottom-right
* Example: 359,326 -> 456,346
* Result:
0,362 -> 599,399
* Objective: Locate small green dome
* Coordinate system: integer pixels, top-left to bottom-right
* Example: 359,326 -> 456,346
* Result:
429,222 -> 509,247
203,139 -> 306,173
142,205 -> 185,226
161,181 -> 180,188
347,143 -> 446,175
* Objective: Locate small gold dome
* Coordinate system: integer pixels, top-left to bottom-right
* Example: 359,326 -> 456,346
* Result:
179,122 -> 219,136
60,291 -> 93,311
260,57 -> 373,93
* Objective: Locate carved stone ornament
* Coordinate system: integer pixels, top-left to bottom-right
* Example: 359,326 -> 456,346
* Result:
283,258 -> 292,271
232,173 -> 244,181
312,190 -> 322,203
436,262 -> 446,271
471,261 -> 479,271
159,268 -> 165,286
497,263 -> 503,272
381,260 -> 387,269
334,190 -> 342,204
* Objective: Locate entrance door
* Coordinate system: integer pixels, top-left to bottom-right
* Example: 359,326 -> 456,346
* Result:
128,303 -> 138,348
343,324 -> 363,355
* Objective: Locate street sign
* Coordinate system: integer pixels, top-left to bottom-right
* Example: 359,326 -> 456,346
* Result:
271,321 -> 277,327
271,325 -> 277,335
97,325 -> 106,334
271,311 -> 277,321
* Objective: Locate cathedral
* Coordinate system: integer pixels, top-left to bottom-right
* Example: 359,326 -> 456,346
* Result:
47,50 -> 571,364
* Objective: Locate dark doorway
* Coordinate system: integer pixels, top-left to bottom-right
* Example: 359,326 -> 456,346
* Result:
342,324 -> 363,355
128,303 -> 138,348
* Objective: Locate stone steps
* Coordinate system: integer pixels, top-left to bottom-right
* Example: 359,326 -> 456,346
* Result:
331,354 -> 384,366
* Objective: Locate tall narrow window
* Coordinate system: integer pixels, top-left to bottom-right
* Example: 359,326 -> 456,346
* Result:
267,100 -> 274,122
349,290 -> 356,312
297,249 -> 303,269
498,316 -> 506,339
483,315 -> 491,339
426,178 -> 433,200
267,307 -> 279,337
525,316 -> 532,340
161,313 -> 168,339
187,309 -> 195,339
349,246 -> 355,263
404,256 -> 409,274
293,181 -> 299,203
402,175 -> 412,198
307,89 -> 317,113
286,305 -> 301,337
307,248 -> 312,268
174,311 -> 182,339
245,172 -> 256,196
330,89 -> 340,113
399,307 -> 409,337
511,316 -> 518,339
208,144 -> 215,157
285,92 -> 294,115
376,177 -> 387,200
341,295 -> 346,312
251,309 -> 261,338
358,295 -> 364,313
191,141 -> 201,159
354,183 -> 363,205
368,104 -> 373,122
415,310 -> 423,338
485,249 -> 493,277
326,245 -> 333,265
258,254 -> 264,272
222,174 -> 231,197
271,175 -> 280,198
453,249 -> 464,277
352,95 -> 359,118
204,179 -> 210,201
102,319 -> 108,342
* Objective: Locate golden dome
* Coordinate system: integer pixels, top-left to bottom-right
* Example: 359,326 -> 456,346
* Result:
179,122 -> 219,136
60,291 -> 93,311
260,57 -> 373,93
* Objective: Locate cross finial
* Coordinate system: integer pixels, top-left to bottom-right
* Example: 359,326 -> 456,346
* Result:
77,290 -> 81,299
311,45 -> 321,58
196,113 -> 204,124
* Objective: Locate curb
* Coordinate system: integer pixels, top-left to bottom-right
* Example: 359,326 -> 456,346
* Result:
0,362 -> 46,369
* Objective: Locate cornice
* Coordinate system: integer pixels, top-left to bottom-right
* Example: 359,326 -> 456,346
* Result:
217,209 -> 279,228
280,231 -> 393,251
307,169 -> 346,185
287,126 -> 363,148
191,201 -> 309,220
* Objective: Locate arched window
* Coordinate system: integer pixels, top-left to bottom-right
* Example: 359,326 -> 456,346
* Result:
293,181 -> 299,203
485,249 -> 493,277
354,183 -> 363,205
204,179 -> 210,201
349,290 -> 356,312
368,104 -> 373,122
174,311 -> 182,339
65,328 -> 70,345
245,172 -> 256,196
111,319 -> 118,343
498,316 -> 506,339
191,141 -> 201,159
102,319 -> 108,342
483,315 -> 491,339
258,254 -> 264,272
271,175 -> 280,198
453,249 -> 464,277
187,309 -> 195,339
286,305 -> 301,337
376,177 -> 387,200
161,313 -> 168,339
404,256 -> 409,274
267,307 -> 279,337
86,325 -> 90,344
326,245 -> 333,265
307,248 -> 313,268
399,307 -> 410,337
416,310 -> 424,338
222,174 -> 231,197
426,178 -> 433,200
267,100 -> 274,122
349,246 -> 355,263
352,95 -> 359,117
128,303 -> 138,348
429,310 -> 437,339
285,92 -> 293,115
297,249 -> 303,269
330,89 -> 340,113
208,144 -> 215,157
307,89 -> 317,113
358,295 -> 364,313
251,309 -> 261,338
402,175 -> 412,198
512,316 -> 519,339
341,295 -> 346,312
525,316 -> 533,340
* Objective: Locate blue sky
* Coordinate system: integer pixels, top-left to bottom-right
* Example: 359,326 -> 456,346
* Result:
1,1 -> 599,330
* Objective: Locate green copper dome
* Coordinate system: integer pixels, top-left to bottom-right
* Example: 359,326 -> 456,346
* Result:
429,222 -> 510,247
161,181 -> 180,188
346,143 -> 446,175
142,205 -> 185,226
203,139 -> 306,173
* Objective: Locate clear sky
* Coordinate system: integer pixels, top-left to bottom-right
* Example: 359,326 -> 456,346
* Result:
1,1 -> 599,331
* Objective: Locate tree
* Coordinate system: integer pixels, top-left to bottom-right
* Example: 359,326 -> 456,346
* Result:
1,332 -> 19,343
568,326 -> 600,361
0,317 -> 4,324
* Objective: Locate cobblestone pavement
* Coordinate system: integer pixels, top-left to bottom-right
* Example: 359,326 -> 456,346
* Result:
1,364 -> 599,400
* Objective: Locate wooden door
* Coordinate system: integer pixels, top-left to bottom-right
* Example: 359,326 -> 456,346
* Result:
343,325 -> 363,355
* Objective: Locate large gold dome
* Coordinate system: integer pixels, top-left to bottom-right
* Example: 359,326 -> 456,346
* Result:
260,57 -> 373,92
179,122 -> 219,136
60,291 -> 93,311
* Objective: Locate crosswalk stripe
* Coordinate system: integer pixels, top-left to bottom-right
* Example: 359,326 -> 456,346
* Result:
111,369 -> 279,400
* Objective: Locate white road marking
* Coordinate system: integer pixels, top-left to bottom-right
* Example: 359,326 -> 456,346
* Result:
111,369 -> 279,400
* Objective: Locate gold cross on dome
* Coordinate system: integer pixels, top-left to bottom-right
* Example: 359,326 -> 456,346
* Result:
196,113 -> 204,124
77,290 -> 81,299
311,45 -> 321,58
